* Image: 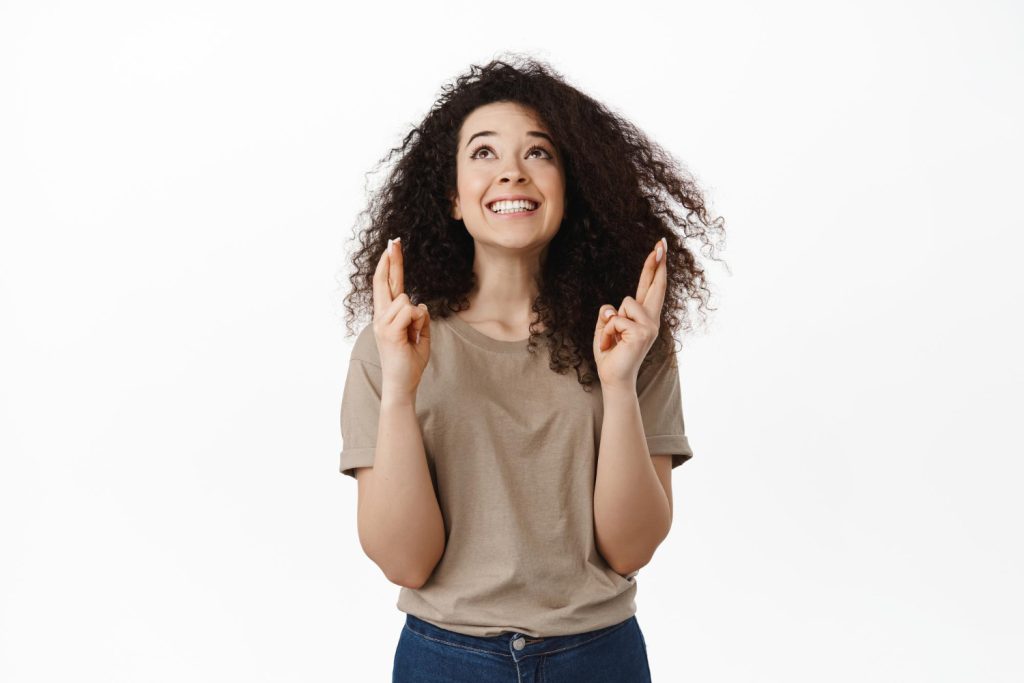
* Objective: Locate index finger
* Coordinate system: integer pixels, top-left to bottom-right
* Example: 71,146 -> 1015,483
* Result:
372,243 -> 394,318
388,237 -> 405,299
636,238 -> 668,319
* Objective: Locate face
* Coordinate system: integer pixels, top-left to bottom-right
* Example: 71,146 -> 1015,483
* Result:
450,101 -> 566,251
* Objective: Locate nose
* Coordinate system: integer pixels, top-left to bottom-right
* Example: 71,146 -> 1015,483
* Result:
498,159 -> 529,184
500,175 -> 528,186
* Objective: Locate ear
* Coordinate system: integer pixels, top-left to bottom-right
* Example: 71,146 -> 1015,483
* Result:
450,193 -> 461,221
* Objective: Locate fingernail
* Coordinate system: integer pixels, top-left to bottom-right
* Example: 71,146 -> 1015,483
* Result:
656,244 -> 663,262
604,309 -> 614,319
387,238 -> 393,255
415,329 -> 421,344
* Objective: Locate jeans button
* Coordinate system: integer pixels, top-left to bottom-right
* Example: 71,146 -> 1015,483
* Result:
512,637 -> 526,650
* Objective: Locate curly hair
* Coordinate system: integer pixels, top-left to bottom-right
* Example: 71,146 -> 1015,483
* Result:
340,53 -> 727,391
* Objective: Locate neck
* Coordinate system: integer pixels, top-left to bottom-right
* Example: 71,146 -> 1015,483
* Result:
463,241 -> 547,322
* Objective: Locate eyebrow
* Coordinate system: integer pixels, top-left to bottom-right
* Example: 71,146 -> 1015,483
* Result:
465,130 -> 555,149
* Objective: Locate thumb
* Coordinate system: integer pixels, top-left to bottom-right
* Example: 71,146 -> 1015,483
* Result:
595,305 -> 615,336
414,303 -> 429,345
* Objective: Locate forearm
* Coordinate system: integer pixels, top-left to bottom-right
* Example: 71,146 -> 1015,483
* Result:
358,392 -> 446,588
593,384 -> 672,575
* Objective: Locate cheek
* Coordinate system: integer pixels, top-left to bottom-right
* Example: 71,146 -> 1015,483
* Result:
459,175 -> 489,203
539,168 -> 565,192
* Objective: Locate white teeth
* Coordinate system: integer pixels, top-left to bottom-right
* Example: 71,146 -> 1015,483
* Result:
489,199 -> 538,213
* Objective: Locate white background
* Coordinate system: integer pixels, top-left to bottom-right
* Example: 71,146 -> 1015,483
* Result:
1,1 -> 1021,681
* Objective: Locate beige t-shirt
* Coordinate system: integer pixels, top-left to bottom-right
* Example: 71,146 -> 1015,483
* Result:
339,312 -> 693,637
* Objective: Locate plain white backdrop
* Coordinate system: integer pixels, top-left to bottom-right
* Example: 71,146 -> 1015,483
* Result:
1,1 -> 1021,681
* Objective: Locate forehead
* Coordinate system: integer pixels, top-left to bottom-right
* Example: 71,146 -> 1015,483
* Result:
458,102 -> 548,139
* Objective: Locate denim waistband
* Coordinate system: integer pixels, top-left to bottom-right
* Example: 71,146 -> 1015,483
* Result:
402,613 -> 636,659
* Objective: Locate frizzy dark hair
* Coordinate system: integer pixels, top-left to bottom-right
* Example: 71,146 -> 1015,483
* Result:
340,53 -> 727,391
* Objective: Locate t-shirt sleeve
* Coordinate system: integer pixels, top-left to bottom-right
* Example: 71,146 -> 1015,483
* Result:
339,356 -> 383,479
636,345 -> 694,468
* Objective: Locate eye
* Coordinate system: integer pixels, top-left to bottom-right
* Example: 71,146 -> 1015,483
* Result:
469,145 -> 495,159
527,145 -> 554,160
469,144 -> 555,160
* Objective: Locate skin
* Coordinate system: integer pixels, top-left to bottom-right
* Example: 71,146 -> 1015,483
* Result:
593,235 -> 676,572
448,100 -> 566,339
376,102 -> 676,559
594,236 -> 670,388
370,234 -> 675,580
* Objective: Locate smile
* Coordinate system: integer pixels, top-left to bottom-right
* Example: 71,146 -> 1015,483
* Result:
487,200 -> 540,218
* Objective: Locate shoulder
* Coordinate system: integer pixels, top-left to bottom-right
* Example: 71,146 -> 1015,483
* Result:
351,322 -> 381,366
638,340 -> 679,386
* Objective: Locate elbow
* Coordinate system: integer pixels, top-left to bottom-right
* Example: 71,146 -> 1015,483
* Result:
600,541 -> 653,578
608,529 -> 670,577
358,522 -> 446,590
386,570 -> 428,590
597,533 -> 666,579
375,557 -> 426,589
611,553 -> 653,579
385,554 -> 440,589
380,544 -> 445,590
359,544 -> 431,589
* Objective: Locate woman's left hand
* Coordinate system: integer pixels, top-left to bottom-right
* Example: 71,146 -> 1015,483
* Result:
593,237 -> 668,389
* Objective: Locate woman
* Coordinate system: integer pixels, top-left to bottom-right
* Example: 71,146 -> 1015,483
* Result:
339,55 -> 726,682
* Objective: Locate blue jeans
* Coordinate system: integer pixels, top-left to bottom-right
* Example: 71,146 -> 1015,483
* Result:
392,613 -> 652,682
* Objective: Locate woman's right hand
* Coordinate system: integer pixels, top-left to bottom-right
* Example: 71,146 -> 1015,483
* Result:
373,237 -> 431,400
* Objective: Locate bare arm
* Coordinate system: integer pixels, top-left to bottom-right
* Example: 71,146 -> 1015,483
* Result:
593,383 -> 672,576
354,236 -> 444,589
356,391 -> 446,589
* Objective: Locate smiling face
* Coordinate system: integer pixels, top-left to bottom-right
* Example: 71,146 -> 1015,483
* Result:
450,101 -> 566,250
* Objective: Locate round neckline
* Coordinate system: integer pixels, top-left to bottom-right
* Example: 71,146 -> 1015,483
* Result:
444,312 -> 532,354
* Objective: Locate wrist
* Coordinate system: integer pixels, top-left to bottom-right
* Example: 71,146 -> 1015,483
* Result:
600,381 -> 638,402
381,388 -> 416,409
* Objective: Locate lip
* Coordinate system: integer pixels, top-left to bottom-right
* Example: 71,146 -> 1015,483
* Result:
486,195 -> 541,218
